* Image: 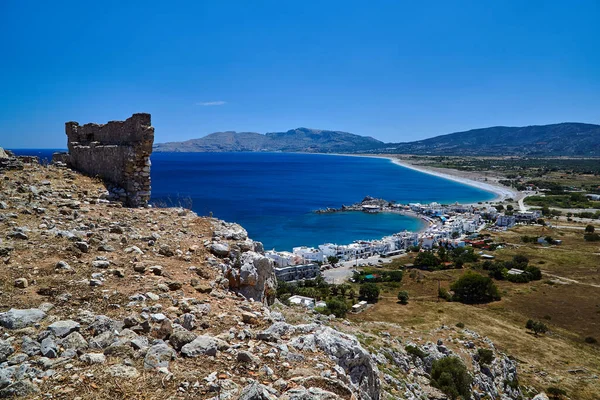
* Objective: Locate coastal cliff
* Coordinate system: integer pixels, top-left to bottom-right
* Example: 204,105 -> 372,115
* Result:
0,160 -> 534,399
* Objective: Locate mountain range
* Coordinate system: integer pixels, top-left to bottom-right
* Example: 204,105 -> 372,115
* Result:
154,122 -> 600,156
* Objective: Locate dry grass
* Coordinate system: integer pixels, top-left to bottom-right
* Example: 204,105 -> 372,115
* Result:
347,225 -> 600,399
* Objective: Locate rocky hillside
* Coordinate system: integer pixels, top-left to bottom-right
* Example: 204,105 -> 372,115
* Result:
0,160 -> 548,399
153,128 -> 385,153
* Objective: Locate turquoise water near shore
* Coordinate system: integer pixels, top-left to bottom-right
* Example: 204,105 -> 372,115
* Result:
149,152 -> 495,250
11,150 -> 495,250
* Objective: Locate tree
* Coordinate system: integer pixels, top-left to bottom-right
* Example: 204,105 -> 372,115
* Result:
451,271 -> 501,304
512,254 -> 529,266
324,298 -> 349,318
387,270 -> 404,282
397,290 -> 409,305
430,357 -> 472,400
414,251 -> 441,269
348,288 -> 356,300
451,231 -> 460,239
585,224 -> 595,233
438,246 -> 448,262
526,319 -> 548,336
330,285 -> 339,296
327,256 -> 339,266
506,204 -> 514,211
359,283 -> 380,303
339,284 -> 349,297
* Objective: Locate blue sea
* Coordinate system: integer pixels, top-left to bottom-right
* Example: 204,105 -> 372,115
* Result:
11,150 -> 495,250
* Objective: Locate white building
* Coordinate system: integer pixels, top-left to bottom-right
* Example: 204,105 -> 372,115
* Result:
292,246 -> 324,263
265,250 -> 298,268
288,295 -> 315,308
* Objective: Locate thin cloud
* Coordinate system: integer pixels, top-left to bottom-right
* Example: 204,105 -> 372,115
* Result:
196,101 -> 226,106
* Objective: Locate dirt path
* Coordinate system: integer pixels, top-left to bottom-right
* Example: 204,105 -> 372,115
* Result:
542,271 -> 600,289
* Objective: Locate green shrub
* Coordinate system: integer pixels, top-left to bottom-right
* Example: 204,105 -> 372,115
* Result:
584,336 -> 597,344
405,345 -> 427,360
359,283 -> 380,303
546,386 -> 567,399
430,357 -> 472,400
455,322 -> 465,329
397,290 -> 409,305
414,251 -> 441,269
438,287 -> 452,301
451,271 -> 501,304
584,233 -> 600,242
526,319 -> 548,336
324,298 -> 349,318
477,348 -> 495,365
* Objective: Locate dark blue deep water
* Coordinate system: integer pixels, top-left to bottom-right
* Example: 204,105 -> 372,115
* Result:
11,150 -> 495,250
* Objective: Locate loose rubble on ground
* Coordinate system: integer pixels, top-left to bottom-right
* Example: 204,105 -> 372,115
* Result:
0,153 -> 548,399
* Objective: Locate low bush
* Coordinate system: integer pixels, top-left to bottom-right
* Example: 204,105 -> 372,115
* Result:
397,290 -> 409,305
526,319 -> 548,336
430,357 -> 472,400
405,345 -> 427,360
584,336 -> 598,344
323,298 -> 349,318
477,348 -> 495,365
455,322 -> 465,329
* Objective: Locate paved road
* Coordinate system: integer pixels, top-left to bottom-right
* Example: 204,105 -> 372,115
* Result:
322,253 -> 407,284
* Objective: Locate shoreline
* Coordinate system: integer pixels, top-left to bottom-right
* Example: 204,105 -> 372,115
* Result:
373,155 -> 519,203
325,152 -> 519,203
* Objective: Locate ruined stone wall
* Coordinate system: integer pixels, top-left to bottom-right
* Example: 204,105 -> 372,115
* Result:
64,113 -> 154,207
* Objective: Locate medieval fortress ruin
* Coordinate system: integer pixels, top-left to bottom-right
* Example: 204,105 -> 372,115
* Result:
54,113 -> 154,207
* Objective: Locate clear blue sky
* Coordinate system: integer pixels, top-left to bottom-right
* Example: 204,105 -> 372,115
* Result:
1,1 -> 599,148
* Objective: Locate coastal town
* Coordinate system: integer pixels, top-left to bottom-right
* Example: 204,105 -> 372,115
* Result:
268,196 -> 543,283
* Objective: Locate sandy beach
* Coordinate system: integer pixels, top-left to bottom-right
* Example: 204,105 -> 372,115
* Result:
382,156 -> 520,203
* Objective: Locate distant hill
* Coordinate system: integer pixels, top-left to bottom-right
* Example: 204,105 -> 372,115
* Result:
153,128 -> 386,153
381,123 -> 600,156
154,123 -> 600,156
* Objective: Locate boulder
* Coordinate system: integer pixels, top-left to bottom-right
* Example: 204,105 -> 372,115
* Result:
0,380 -> 40,398
310,327 -> 381,400
60,332 -> 88,351
0,308 -> 46,329
237,350 -> 260,365
226,251 -> 276,304
80,352 -> 106,364
144,343 -> 176,370
169,330 -> 196,351
107,364 -> 140,379
213,222 -> 248,240
0,339 -> 14,363
181,335 -> 229,357
209,243 -> 230,257
238,381 -> 278,400
48,320 -> 80,338
40,337 -> 58,358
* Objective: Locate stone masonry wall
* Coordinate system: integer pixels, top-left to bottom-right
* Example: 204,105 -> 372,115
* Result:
63,113 -> 154,207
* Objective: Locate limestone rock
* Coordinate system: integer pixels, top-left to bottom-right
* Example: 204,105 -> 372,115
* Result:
169,330 -> 196,351
48,320 -> 80,338
144,343 -> 176,370
0,308 -> 46,329
107,364 -> 140,379
80,352 -> 106,364
181,335 -> 229,357
238,381 -> 278,400
0,380 -> 40,398
0,339 -> 14,363
225,251 -> 276,304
